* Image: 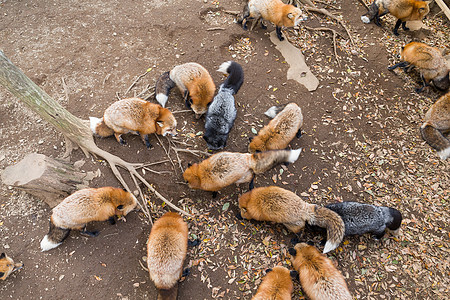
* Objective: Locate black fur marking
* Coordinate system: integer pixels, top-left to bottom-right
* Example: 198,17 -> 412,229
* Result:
249,176 -> 255,190
248,136 -> 253,142
276,26 -> 284,41
415,75 -> 427,93
235,212 -> 243,220
388,61 -> 409,71
48,220 -> 71,244
188,239 -> 201,247
187,162 -> 192,168
0,253 -> 5,259
387,208 -> 402,231
212,191 -> 218,198
393,19 -> 402,36
288,248 -> 297,256
260,20 -> 267,30
182,268 -> 191,277
0,272 -> 4,277
80,228 -> 99,237
306,241 -> 315,246
265,268 -> 273,273
401,21 -> 409,31
373,230 -> 385,240
296,128 -> 302,138
184,91 -> 191,108
143,134 -> 152,149
320,238 -> 326,246
290,237 -> 300,245
290,270 -> 299,280
108,216 -> 116,225
119,136 -> 127,145
155,71 -> 176,105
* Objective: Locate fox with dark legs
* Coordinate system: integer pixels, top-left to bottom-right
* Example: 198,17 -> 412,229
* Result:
252,266 -> 294,300
361,0 -> 430,36
0,253 -> 23,281
183,149 -> 301,197
147,212 -> 190,300
289,243 -> 352,300
40,187 -> 137,251
388,42 -> 450,92
203,61 -> 244,150
155,62 -> 216,119
237,186 -> 345,253
420,92 -> 450,159
249,103 -> 303,153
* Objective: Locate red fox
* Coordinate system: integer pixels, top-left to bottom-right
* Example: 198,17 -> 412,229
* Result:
155,63 -> 216,119
40,187 -> 137,251
90,97 -> 177,148
420,92 -> 450,159
238,186 -> 345,253
289,243 -> 352,300
252,266 -> 294,300
249,103 -> 303,153
361,0 -> 430,36
388,42 -> 450,92
0,253 -> 23,280
238,0 -> 306,41
147,212 -> 188,300
183,149 -> 301,195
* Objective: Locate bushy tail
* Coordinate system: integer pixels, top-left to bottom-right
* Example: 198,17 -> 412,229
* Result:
251,148 -> 302,174
155,71 -> 176,107
420,123 -> 450,159
217,61 -> 244,95
264,104 -> 287,119
40,220 -> 70,252
361,1 -> 379,24
309,206 -> 345,254
89,117 -> 114,137
157,283 -> 178,300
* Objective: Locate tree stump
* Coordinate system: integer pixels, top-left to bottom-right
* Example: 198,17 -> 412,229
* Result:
1,153 -> 97,208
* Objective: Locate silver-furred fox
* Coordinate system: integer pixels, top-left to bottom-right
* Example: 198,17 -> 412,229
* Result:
420,92 -> 450,159
147,212 -> 188,300
249,103 -> 303,153
155,62 -> 216,119
183,149 -> 302,196
90,97 -> 177,148
251,266 -> 294,300
238,0 -> 306,41
203,61 -> 244,150
0,253 -> 23,281
238,186 -> 345,254
289,243 -> 352,300
361,0 -> 430,36
40,187 -> 137,251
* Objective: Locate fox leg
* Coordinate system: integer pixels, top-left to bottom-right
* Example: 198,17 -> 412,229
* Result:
183,90 -> 192,108
249,175 -> 255,190
188,239 -> 200,247
401,21 -> 409,31
80,226 -> 99,237
388,61 -> 409,71
108,216 -> 116,225
114,133 -> 127,145
296,128 -> 302,138
393,19 -> 402,36
239,4 -> 251,30
140,133 -> 152,149
276,26 -> 284,41
260,19 -> 267,30
415,75 -> 428,93
373,229 -> 386,240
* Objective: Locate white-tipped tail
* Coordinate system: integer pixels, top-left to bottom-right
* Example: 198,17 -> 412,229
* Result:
40,235 -> 61,252
156,93 -> 168,107
361,16 -> 370,24
323,240 -> 339,254
287,148 -> 302,163
264,106 -> 279,119
89,117 -> 102,134
438,147 -> 450,159
217,61 -> 232,74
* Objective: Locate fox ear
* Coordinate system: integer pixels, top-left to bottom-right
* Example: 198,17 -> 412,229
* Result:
187,162 -> 192,168
290,270 -> 299,279
0,253 -> 5,259
288,248 -> 297,256
287,13 -> 294,19
265,268 -> 273,273
0,272 -> 4,278
157,121 -> 164,127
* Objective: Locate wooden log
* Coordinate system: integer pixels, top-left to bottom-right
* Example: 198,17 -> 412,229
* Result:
1,153 -> 97,208
435,0 -> 450,21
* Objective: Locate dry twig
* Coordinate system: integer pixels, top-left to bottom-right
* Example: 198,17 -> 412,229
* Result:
126,69 -> 152,95
305,26 -> 342,65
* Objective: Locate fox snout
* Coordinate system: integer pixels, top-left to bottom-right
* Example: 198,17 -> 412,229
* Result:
163,129 -> 178,137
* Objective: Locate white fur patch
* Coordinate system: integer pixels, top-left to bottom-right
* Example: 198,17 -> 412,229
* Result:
390,228 -> 400,236
264,106 -> 279,119
217,61 -> 232,74
156,93 -> 168,107
89,117 -> 102,134
323,241 -> 339,254
438,147 -> 450,159
287,148 -> 302,163
361,16 -> 370,24
40,235 -> 61,252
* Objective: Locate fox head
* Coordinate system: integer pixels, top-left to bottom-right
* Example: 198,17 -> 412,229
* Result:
281,6 -> 306,27
156,107 -> 178,137
289,242 -> 318,265
0,253 -> 23,280
248,136 -> 265,154
110,188 -> 138,217
413,1 -> 430,20
182,164 -> 202,189
238,190 -> 265,221
189,82 -> 215,119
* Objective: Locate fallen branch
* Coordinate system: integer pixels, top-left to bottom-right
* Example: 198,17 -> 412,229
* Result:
172,148 -> 211,157
206,27 -> 225,31
223,10 -> 240,16
126,69 -> 152,95
305,26 -> 341,65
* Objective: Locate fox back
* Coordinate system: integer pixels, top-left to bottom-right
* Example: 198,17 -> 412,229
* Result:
248,0 -> 304,27
252,266 -> 293,300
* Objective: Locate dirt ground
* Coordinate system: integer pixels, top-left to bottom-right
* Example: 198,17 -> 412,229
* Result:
0,0 -> 449,299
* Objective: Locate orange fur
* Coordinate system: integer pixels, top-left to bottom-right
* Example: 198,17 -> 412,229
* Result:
51,187 -> 137,230
249,103 -> 303,153
0,253 -> 23,281
248,0 -> 303,27
170,63 -> 216,118
376,0 -> 430,21
252,266 -> 293,300
290,243 -> 352,300
147,212 -> 188,300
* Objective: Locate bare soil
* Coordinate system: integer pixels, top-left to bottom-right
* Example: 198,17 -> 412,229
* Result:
0,0 -> 448,299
